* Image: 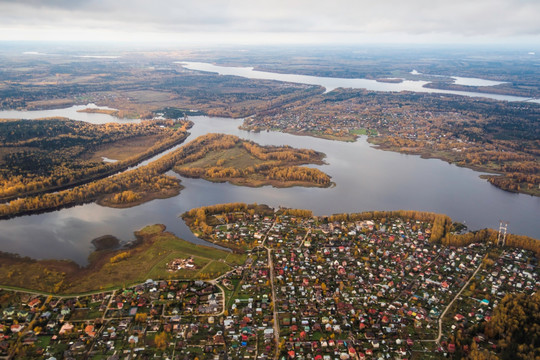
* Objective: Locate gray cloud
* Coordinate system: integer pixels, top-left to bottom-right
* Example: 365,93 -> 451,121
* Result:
0,0 -> 539,42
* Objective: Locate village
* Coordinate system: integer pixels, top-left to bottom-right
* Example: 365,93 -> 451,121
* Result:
0,210 -> 538,359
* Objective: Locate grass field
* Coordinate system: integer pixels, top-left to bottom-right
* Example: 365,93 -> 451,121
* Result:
225,253 -> 248,266
199,261 -> 231,277
180,146 -> 263,170
86,134 -> 167,162
350,128 -> 378,136
0,224 -> 243,295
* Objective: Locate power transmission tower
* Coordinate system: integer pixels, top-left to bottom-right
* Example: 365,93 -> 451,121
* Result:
497,221 -> 508,246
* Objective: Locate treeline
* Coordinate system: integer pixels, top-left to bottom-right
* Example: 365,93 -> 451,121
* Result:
108,190 -> 142,205
470,292 -> 540,359
185,202 -> 249,220
0,119 -> 190,201
487,173 -> 540,193
179,163 -> 331,186
280,208 -> 314,218
442,228 -> 540,256
324,210 -> 452,243
184,202 -> 250,239
243,142 -> 320,162
268,166 -> 330,185
0,170 -> 179,219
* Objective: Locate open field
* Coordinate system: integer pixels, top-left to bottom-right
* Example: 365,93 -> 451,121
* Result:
83,134 -> 168,162
0,224 -> 236,295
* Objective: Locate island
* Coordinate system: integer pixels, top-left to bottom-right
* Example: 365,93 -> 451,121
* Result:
174,133 -> 331,188
76,108 -> 120,116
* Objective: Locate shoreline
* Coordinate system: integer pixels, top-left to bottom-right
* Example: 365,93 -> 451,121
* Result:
367,138 -> 540,197
0,224 -> 236,295
97,185 -> 183,209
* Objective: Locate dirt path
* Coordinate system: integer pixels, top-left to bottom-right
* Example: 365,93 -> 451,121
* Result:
433,254 -> 487,345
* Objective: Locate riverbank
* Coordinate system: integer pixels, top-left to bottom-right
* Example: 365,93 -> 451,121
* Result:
241,126 -> 539,197
367,137 -> 540,197
0,204 -> 538,296
0,224 -> 241,295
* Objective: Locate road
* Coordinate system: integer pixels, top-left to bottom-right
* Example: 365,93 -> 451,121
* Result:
258,220 -> 281,359
420,253 -> 488,345
266,246 -> 280,359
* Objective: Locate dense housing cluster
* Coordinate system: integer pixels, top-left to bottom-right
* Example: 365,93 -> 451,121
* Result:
0,207 -> 538,359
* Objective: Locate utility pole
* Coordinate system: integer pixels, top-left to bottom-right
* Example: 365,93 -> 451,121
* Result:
497,221 -> 508,246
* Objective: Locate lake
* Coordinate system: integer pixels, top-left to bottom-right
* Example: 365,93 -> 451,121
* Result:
178,62 -> 540,104
0,113 -> 538,265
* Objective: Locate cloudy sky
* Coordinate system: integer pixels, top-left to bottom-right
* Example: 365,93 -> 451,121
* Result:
0,0 -> 539,44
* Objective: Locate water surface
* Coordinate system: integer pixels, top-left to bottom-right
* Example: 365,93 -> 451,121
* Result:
178,62 -> 539,103
0,104 -> 138,124
1,115 -> 538,265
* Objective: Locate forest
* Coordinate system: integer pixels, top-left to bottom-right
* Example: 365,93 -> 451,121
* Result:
0,118 -> 191,201
466,292 -> 540,360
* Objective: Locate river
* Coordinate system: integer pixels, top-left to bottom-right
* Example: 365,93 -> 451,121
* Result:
177,62 -> 540,104
0,111 -> 538,265
0,104 -> 139,124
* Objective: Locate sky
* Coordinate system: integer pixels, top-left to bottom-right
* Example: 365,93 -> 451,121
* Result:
0,0 -> 539,45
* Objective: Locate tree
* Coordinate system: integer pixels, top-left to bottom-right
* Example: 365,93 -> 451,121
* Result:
154,331 -> 169,350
